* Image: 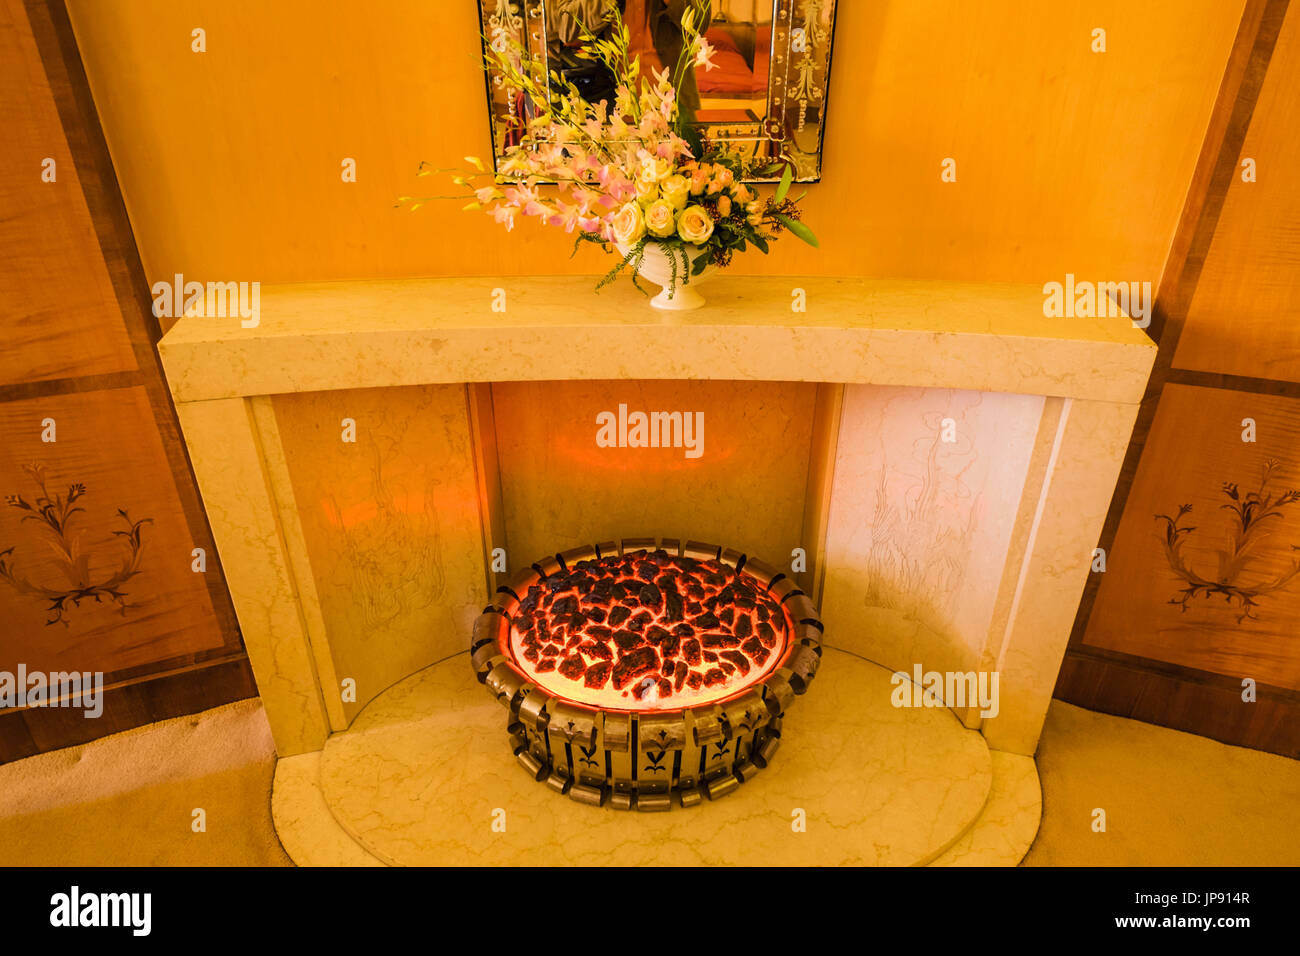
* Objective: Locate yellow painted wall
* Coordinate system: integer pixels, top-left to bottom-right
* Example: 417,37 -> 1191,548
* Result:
67,0 -> 1241,288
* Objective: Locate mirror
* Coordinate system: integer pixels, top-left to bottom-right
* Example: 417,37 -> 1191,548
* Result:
478,0 -> 839,182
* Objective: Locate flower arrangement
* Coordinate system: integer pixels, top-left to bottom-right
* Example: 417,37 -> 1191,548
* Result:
399,0 -> 817,304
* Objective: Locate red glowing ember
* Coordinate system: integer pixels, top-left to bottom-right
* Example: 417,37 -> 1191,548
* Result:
507,549 -> 791,710
472,539 -> 825,809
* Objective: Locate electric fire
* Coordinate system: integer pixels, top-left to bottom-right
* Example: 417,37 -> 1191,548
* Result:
470,538 -> 824,810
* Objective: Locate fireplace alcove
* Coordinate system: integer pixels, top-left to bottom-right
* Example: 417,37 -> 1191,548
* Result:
158,274 -> 1154,865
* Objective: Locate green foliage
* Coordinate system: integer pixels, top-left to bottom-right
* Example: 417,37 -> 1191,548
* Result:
774,163 -> 793,203
771,213 -> 819,248
595,237 -> 649,294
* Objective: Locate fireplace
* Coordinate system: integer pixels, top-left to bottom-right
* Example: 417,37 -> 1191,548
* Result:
471,538 -> 823,810
158,273 -> 1155,863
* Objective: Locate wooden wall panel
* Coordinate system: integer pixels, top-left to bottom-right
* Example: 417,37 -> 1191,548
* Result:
1061,1 -> 1299,758
0,387 -> 225,674
0,0 -> 252,762
1172,4 -> 1300,380
0,0 -> 136,385
1083,384 -> 1300,690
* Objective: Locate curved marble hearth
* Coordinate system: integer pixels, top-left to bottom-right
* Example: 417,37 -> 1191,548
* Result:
272,648 -> 1042,866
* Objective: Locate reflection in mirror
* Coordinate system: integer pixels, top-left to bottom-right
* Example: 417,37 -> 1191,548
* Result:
480,0 -> 837,182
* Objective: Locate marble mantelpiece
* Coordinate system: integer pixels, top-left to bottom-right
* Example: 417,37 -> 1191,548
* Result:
159,274 -> 1153,865
158,275 -> 1154,404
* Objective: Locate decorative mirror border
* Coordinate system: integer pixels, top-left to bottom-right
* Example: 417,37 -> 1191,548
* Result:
477,0 -> 839,183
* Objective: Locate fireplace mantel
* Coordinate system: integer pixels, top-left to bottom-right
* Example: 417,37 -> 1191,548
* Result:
158,275 -> 1154,403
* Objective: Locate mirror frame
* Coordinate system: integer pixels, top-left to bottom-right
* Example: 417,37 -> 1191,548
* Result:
477,0 -> 839,182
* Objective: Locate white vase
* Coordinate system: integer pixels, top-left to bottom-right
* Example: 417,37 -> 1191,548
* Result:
616,239 -> 719,310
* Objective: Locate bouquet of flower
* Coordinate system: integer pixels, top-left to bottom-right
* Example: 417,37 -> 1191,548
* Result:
399,0 -> 817,300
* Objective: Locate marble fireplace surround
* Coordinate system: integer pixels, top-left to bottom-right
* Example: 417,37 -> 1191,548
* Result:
158,275 -> 1153,864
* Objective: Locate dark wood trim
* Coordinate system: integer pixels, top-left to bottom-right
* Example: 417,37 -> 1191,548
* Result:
1054,653 -> 1300,759
0,656 -> 259,765
1165,366 -> 1300,400
0,370 -> 145,404
1064,644 -> 1300,704
1145,0 -> 1288,348
1067,0 -> 1291,652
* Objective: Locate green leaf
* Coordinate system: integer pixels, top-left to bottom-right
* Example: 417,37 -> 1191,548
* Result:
750,234 -> 769,254
462,201 -> 482,211
683,123 -> 704,159
772,213 -> 819,248
774,163 -> 793,203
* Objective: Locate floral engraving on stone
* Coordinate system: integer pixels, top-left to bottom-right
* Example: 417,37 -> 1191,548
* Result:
325,448 -> 446,634
863,410 -> 978,633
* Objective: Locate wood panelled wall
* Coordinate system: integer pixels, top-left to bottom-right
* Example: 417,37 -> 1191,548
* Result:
0,0 -> 253,763
1060,0 -> 1300,758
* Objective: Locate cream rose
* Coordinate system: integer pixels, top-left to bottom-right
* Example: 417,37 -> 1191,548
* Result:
611,201 -> 646,245
660,174 -> 690,210
635,178 -> 660,205
677,205 -> 714,244
638,156 -> 672,185
644,199 -> 677,238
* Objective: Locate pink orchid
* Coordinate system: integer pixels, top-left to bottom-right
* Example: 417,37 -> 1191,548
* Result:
550,202 -> 582,233
695,39 -> 718,72
503,184 -> 539,208
490,205 -> 517,232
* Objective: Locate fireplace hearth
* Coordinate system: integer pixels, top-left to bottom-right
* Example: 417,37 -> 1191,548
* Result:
470,538 -> 824,810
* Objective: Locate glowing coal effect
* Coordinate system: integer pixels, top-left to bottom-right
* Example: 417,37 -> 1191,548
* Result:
509,550 -> 791,710
470,539 -> 824,811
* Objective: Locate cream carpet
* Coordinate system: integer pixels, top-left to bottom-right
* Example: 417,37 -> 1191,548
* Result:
0,699 -> 290,866
0,697 -> 1295,866
1023,700 -> 1300,866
